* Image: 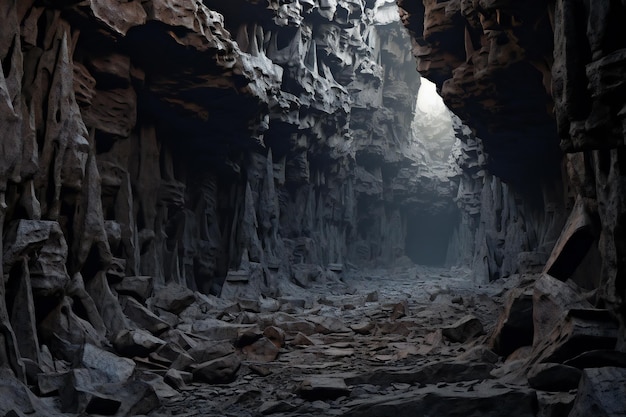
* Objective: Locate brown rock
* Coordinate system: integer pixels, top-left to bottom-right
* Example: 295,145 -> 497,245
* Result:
532,274 -> 593,345
192,354 -> 241,384
489,287 -> 534,357
531,309 -> 619,364
263,326 -> 286,348
242,337 -> 280,362
442,315 -> 484,343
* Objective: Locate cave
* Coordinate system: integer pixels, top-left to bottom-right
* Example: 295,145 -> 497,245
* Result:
1,0 -> 626,416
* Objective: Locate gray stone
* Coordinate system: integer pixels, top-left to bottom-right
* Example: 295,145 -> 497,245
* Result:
297,376 -> 351,401
164,369 -> 192,390
112,276 -> 154,301
120,295 -> 170,335
259,400 -> 297,415
113,329 -> 166,358
151,284 -> 195,314
568,367 -> 626,417
341,383 -> 537,417
192,318 -> 260,342
172,341 -> 234,370
79,344 -> 135,383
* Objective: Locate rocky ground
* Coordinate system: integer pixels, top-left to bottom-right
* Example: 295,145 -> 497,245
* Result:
131,266 -> 590,417
5,263 -> 624,416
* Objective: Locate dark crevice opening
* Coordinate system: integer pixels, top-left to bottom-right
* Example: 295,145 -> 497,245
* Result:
405,209 -> 460,266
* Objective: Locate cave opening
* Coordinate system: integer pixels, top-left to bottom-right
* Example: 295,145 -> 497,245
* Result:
405,209 -> 460,266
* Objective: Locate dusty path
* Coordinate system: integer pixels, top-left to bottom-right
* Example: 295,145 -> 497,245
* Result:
147,265 -> 532,417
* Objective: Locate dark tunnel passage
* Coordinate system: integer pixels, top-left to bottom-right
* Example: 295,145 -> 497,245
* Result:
405,209 -> 460,266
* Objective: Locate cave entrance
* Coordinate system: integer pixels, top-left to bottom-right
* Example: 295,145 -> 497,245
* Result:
405,209 -> 460,266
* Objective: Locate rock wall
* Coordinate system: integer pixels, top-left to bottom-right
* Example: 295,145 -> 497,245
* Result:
397,0 -> 626,339
0,0 -> 461,393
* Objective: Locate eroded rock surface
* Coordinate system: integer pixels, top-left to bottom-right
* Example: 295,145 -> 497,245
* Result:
397,0 -> 626,345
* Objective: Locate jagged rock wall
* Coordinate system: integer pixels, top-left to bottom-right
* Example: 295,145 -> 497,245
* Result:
397,0 -> 626,340
0,0 -> 459,386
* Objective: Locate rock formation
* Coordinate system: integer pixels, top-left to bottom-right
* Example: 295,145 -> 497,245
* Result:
2,0 -> 625,415
397,0 -> 626,340
0,0 -> 462,414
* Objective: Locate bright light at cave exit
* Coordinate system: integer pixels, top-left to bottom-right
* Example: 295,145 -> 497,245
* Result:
417,77 -> 447,114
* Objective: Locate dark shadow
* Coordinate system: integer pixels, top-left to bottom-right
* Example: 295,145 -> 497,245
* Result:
405,209 -> 460,266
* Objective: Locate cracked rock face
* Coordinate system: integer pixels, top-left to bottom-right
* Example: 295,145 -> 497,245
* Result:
397,0 -> 626,342
0,0 -> 464,413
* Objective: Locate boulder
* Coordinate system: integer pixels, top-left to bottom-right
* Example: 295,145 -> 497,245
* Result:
113,329 -> 166,357
242,337 -> 280,362
350,320 -> 375,335
192,354 -> 241,384
533,274 -> 593,345
568,367 -> 626,417
192,318 -> 260,342
79,344 -> 135,383
151,284 -> 195,314
112,276 -> 154,301
442,315 -> 484,343
172,341 -> 234,370
164,368 -> 192,390
263,326 -> 286,348
307,315 -> 351,334
531,309 -> 619,364
120,295 -> 170,335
